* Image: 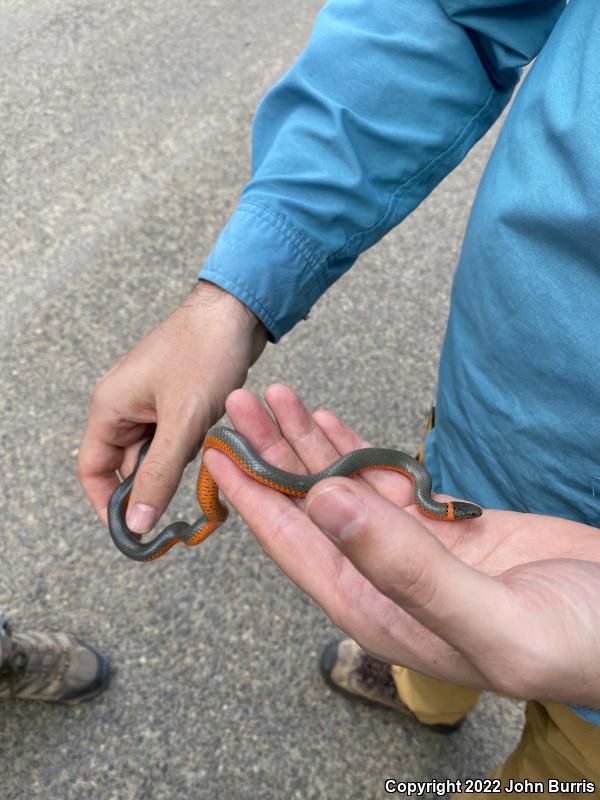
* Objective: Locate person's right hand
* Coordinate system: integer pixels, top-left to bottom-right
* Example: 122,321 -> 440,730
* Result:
203,384 -> 600,707
76,279 -> 268,533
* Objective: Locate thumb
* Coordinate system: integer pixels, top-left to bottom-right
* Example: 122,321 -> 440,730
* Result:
126,419 -> 200,534
304,478 -> 515,654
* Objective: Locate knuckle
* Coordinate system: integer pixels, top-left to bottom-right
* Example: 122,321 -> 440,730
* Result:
328,561 -> 371,632
288,420 -> 317,447
90,356 -> 127,401
258,504 -> 300,554
90,378 -> 109,406
271,504 -> 300,540
138,459 -> 178,494
75,450 -> 93,482
314,408 -> 340,428
390,555 -> 438,610
327,601 -> 349,633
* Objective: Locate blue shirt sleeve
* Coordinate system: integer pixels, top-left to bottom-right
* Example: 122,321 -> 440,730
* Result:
198,0 -> 565,342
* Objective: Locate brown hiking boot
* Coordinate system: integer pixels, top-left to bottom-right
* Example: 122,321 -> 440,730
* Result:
0,615 -> 111,704
320,639 -> 463,734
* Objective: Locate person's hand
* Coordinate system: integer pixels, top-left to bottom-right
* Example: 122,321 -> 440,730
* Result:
203,383 -> 600,708
77,280 -> 267,532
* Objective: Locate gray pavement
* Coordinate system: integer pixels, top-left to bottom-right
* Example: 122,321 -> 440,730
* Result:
0,1 -> 524,798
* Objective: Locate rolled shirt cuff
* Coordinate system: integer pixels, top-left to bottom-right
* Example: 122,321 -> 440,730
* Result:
198,201 -> 331,343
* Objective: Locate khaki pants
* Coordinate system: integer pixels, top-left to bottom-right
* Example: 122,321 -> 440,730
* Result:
392,669 -> 600,795
401,409 -> 600,795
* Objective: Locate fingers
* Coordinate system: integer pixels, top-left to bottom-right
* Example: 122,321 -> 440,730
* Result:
77,281 -> 268,530
311,405 -> 418,505
77,415 -> 150,525
304,477 -> 517,656
202,446 -> 345,600
225,388 -> 308,476
208,386 -> 415,618
263,383 -> 342,473
202,439 -> 488,689
263,384 -> 416,505
79,374 -> 205,533
125,411 -> 202,533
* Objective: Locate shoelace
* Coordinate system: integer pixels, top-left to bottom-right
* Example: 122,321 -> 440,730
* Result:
4,635 -> 69,696
356,654 -> 397,699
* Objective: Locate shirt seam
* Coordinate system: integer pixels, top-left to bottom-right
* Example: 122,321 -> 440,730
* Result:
328,85 -> 501,263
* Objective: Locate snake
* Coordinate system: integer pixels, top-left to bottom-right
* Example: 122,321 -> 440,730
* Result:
107,425 -> 483,563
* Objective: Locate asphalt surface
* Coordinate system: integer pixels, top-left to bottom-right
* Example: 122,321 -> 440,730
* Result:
0,1 -> 525,798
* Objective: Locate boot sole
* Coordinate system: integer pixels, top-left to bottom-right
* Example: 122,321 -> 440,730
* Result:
58,640 -> 112,705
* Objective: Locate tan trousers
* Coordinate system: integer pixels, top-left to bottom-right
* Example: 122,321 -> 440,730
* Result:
399,408 -> 600,796
391,669 -> 600,795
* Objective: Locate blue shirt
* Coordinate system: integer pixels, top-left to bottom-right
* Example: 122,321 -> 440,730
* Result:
198,0 -> 600,727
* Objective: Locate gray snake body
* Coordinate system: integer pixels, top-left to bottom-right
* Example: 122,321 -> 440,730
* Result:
108,426 -> 482,562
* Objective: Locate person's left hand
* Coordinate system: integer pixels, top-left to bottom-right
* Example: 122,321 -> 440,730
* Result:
203,384 -> 600,709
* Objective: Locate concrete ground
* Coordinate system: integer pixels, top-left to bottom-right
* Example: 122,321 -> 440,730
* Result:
0,1 -> 525,798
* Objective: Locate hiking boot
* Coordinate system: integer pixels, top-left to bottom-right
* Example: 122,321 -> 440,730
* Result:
320,639 -> 463,734
0,615 -> 111,704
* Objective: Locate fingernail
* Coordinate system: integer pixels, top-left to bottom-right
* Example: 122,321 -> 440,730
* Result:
126,503 -> 157,534
305,486 -> 366,542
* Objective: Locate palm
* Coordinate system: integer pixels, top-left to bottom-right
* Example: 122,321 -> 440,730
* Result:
428,503 -> 597,569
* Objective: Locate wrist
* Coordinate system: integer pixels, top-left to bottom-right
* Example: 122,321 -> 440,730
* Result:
190,279 -> 268,361
189,279 -> 255,325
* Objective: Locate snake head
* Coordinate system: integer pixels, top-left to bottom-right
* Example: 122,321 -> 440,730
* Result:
451,501 -> 483,520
